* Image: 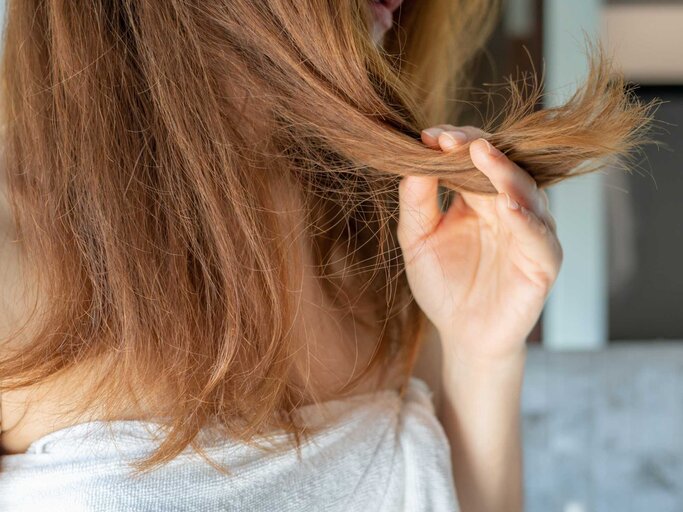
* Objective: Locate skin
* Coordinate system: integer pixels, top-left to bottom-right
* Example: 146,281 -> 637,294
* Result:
372,5 -> 562,510
398,126 -> 562,512
369,0 -> 402,45
2,5 -> 558,512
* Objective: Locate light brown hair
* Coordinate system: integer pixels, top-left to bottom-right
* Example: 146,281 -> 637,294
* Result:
0,0 -> 654,468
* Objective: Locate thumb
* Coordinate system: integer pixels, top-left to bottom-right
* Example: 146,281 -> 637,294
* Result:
397,176 -> 441,250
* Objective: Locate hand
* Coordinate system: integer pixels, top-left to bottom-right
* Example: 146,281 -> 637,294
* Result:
397,125 -> 563,364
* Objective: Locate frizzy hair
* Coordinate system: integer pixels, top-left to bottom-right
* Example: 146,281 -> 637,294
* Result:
0,0 -> 653,468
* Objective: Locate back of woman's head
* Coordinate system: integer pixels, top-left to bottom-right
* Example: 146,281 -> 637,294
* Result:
0,0 -> 653,468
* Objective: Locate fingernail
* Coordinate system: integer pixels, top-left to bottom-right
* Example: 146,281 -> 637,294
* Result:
483,139 -> 503,157
505,193 -> 520,210
422,127 -> 444,139
440,130 -> 468,150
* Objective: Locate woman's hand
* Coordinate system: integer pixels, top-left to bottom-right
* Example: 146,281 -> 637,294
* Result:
397,125 -> 563,365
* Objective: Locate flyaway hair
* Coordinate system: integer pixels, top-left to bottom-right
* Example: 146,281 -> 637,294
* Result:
0,0 -> 656,469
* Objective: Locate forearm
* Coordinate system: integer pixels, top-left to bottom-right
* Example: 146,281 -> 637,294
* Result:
438,337 -> 526,512
398,124 -> 560,511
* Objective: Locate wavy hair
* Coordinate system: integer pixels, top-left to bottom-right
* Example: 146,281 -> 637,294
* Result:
0,0 -> 653,468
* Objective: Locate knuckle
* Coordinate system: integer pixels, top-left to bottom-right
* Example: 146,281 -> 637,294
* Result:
538,220 -> 549,235
548,214 -> 557,231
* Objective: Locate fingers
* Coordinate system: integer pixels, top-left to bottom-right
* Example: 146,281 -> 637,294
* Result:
397,175 -> 441,252
415,125 -> 562,287
422,125 -> 498,223
405,124 -> 490,249
421,125 -> 487,149
494,192 -> 563,284
462,136 -> 561,277
420,124 -> 559,235
469,138 -> 546,219
423,124 -> 547,220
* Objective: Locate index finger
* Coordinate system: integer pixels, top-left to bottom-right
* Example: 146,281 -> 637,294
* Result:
469,138 -> 545,217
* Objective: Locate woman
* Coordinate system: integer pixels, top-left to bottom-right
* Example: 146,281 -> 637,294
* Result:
0,0 -> 650,511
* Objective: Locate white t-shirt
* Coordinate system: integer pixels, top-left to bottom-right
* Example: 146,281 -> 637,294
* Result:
0,377 -> 458,511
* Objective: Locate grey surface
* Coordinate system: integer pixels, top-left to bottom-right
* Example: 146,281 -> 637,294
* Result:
522,343 -> 683,512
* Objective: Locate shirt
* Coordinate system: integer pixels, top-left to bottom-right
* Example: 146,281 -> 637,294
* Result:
0,377 -> 459,511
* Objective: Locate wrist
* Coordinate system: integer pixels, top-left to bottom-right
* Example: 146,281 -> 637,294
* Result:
439,332 -> 528,375
438,341 -> 526,421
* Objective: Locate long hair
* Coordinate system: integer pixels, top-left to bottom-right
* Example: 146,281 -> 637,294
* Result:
0,0 -> 653,468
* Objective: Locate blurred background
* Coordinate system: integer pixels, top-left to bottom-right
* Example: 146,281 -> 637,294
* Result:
474,1 -> 682,510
